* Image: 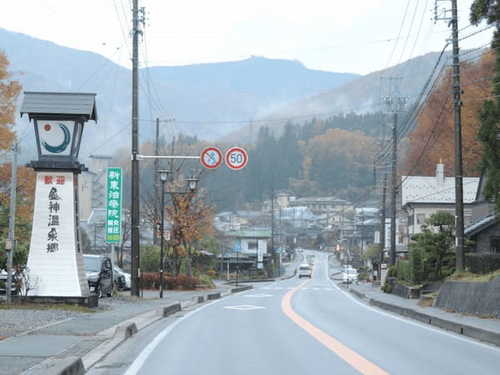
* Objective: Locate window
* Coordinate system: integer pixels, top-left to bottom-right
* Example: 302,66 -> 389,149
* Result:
417,214 -> 426,225
248,240 -> 258,250
407,214 -> 414,226
490,237 -> 500,254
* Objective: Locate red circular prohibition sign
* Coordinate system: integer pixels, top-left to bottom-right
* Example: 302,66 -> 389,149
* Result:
225,146 -> 249,170
200,147 -> 223,169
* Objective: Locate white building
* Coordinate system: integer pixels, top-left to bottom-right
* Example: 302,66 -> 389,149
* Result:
401,163 -> 479,239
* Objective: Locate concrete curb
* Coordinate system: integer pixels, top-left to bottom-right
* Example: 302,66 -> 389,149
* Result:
23,356 -> 85,375
230,285 -> 253,293
80,286 -> 252,372
346,287 -> 500,348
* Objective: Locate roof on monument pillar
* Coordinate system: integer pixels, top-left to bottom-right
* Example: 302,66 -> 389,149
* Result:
20,91 -> 97,121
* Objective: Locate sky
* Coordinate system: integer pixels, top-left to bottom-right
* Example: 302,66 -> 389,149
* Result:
0,0 -> 494,75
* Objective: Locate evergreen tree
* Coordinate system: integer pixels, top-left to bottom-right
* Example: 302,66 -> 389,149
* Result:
471,1 -> 500,211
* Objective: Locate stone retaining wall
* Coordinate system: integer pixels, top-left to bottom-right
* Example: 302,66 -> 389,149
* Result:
435,277 -> 500,318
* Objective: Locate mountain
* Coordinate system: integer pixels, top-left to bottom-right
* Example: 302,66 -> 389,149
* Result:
0,28 -> 359,159
224,51 -> 453,141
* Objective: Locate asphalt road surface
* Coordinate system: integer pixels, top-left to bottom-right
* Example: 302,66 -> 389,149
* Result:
89,251 -> 500,375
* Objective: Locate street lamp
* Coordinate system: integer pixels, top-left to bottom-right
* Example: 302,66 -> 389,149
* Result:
185,176 -> 199,193
158,169 -> 171,298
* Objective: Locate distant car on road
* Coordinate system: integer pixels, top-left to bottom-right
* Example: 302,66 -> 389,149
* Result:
113,265 -> 131,290
298,264 -> 313,278
342,267 -> 358,284
83,254 -> 113,297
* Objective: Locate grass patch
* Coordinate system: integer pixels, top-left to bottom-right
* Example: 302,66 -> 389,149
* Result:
0,302 -> 95,313
448,269 -> 500,282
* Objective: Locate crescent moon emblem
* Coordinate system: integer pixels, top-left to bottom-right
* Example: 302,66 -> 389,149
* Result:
42,123 -> 71,153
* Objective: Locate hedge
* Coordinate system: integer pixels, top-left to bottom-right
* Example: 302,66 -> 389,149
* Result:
141,273 -> 199,290
465,253 -> 500,274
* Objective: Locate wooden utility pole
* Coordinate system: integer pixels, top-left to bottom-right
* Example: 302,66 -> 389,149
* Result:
434,0 -> 465,271
153,118 -> 160,246
451,0 -> 465,272
6,142 -> 17,304
378,174 -> 387,282
390,111 -> 397,266
130,0 -> 143,296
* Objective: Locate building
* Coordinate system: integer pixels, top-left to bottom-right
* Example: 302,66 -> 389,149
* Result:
465,173 -> 500,254
225,229 -> 271,256
401,163 -> 479,241
289,196 -> 352,215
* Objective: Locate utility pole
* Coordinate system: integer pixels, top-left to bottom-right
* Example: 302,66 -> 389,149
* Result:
451,0 -> 465,272
384,90 -> 406,266
271,190 -> 276,277
390,111 -> 397,266
130,0 -> 144,296
434,0 -> 465,271
153,118 -> 160,246
378,174 -> 387,282
6,143 -> 17,304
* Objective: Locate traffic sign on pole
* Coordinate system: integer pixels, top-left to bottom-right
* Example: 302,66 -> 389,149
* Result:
105,167 -> 123,243
225,146 -> 248,170
200,146 -> 223,169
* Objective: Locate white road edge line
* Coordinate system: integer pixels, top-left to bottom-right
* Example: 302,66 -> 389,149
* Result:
325,257 -> 500,353
123,289 -> 253,375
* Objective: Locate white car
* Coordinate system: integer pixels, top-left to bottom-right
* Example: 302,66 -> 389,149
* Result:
113,265 -> 131,290
342,268 -> 358,284
298,264 -> 313,278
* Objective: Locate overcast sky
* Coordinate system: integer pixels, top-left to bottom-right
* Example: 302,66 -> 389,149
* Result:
0,0 -> 494,75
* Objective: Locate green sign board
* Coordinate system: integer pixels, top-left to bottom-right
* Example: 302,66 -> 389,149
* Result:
105,167 -> 122,243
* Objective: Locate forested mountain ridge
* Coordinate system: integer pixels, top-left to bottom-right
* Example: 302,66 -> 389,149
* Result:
0,27 -> 359,158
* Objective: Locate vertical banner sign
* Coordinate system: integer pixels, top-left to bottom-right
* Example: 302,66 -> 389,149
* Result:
106,168 -> 123,243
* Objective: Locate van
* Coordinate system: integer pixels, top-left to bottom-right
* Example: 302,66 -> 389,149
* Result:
298,264 -> 313,278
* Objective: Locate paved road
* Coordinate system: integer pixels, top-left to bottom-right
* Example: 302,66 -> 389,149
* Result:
89,251 -> 500,374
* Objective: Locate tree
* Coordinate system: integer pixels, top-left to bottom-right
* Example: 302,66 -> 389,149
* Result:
405,53 -> 493,177
0,52 -> 29,270
0,52 -> 20,150
470,1 -> 500,212
408,212 -> 456,281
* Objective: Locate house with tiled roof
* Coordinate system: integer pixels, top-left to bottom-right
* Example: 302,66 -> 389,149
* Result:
401,163 -> 480,242
465,173 -> 500,254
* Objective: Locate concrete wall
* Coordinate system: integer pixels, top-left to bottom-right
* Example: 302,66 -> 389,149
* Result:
435,278 -> 500,318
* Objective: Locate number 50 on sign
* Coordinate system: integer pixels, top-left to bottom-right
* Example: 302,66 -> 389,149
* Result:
225,146 -> 248,170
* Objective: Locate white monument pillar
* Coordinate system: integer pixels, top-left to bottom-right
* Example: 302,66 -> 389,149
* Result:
27,171 -> 89,296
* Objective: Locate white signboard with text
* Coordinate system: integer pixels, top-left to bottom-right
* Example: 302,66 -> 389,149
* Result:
27,172 -> 89,297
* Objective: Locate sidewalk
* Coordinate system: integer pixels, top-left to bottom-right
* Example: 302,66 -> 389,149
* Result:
0,285 -> 232,375
344,281 -> 500,347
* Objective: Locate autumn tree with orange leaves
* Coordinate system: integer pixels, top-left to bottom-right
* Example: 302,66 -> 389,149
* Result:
0,52 -> 35,269
404,51 -> 494,177
166,188 -> 213,277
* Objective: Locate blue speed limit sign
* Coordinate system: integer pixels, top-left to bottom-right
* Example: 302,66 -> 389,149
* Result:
225,146 -> 248,170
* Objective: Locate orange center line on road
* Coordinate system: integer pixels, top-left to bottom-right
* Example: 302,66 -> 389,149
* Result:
281,278 -> 389,375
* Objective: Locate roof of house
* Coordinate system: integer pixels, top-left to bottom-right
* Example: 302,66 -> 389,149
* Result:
465,215 -> 498,237
401,176 -> 479,206
226,229 -> 272,238
20,91 -> 97,121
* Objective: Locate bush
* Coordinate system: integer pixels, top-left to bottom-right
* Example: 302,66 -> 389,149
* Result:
396,260 -> 411,282
409,247 -> 424,284
197,274 -> 215,288
465,253 -> 500,274
140,246 -> 161,272
387,265 -> 397,277
141,273 -> 200,290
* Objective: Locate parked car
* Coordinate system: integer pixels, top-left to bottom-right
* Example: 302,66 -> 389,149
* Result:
83,254 -> 113,297
298,264 -> 313,278
342,267 -> 358,284
113,265 -> 131,290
